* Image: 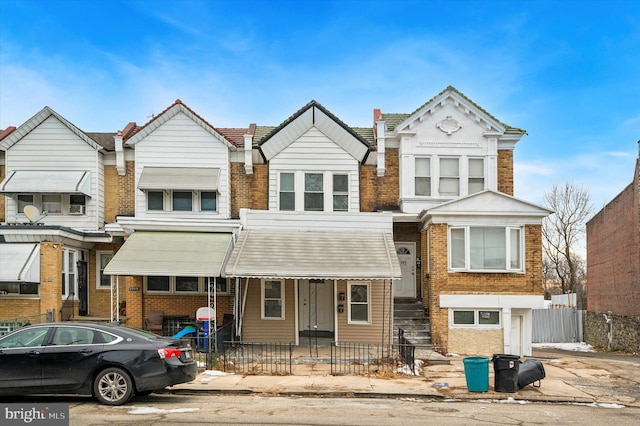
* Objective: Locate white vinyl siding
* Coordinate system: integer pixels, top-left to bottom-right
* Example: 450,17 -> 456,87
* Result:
4,116 -> 104,229
268,127 -> 360,212
134,112 -> 230,219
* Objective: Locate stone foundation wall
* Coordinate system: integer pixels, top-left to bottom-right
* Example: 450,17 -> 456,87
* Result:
584,310 -> 640,353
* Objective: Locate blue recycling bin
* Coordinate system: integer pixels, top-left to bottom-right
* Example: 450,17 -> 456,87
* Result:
463,356 -> 489,392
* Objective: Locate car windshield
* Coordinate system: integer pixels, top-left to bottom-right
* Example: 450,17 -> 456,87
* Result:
115,326 -> 168,340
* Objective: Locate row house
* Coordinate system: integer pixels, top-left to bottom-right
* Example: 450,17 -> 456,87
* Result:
0,86 -> 550,356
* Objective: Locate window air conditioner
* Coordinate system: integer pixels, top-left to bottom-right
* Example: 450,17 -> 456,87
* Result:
69,204 -> 85,215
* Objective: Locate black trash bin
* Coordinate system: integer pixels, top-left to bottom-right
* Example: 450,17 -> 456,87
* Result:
492,354 -> 520,393
518,359 -> 545,389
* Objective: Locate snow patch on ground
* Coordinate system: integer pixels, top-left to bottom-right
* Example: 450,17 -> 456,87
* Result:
125,407 -> 200,415
571,402 -> 626,409
533,342 -> 595,352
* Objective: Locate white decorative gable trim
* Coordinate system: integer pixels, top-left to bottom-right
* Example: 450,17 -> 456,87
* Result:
0,106 -> 103,151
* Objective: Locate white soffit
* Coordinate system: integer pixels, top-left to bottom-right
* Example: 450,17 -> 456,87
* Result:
137,167 -> 220,191
104,231 -> 233,277
0,243 -> 40,283
0,170 -> 92,197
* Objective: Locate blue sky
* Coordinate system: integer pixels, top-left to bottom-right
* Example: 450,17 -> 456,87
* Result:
1,0 -> 638,210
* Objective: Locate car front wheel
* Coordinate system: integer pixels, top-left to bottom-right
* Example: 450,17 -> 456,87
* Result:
93,367 -> 134,406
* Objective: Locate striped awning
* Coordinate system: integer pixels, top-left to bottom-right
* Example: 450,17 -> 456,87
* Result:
104,231 -> 233,277
137,167 -> 220,191
0,243 -> 40,283
224,228 -> 401,280
0,170 -> 91,196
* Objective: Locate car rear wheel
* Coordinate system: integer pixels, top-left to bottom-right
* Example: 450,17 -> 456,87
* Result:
93,367 -> 134,406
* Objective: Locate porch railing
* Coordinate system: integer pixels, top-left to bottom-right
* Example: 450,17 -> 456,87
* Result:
222,342 -> 293,375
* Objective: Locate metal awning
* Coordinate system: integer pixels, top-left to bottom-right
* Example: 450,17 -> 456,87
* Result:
0,170 -> 91,196
137,167 -> 220,191
0,243 -> 40,283
104,231 -> 233,277
224,229 -> 402,280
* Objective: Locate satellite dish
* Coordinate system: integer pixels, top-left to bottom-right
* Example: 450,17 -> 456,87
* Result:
24,205 -> 46,223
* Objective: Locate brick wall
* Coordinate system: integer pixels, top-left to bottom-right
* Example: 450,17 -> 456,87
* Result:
425,223 -> 543,353
584,310 -> 640,353
497,149 -> 514,195
586,160 -> 640,317
39,242 -> 63,321
87,243 -> 124,318
118,161 -> 135,216
104,165 -> 119,223
360,148 -> 400,212
230,162 -> 268,218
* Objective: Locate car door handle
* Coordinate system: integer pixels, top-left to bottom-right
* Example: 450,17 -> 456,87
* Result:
26,350 -> 40,356
79,349 -> 94,354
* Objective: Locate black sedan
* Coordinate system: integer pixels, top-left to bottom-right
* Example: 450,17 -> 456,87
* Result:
0,322 -> 197,405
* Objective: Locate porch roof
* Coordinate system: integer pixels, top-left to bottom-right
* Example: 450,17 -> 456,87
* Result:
103,231 -> 233,277
0,243 -> 40,283
224,229 -> 402,280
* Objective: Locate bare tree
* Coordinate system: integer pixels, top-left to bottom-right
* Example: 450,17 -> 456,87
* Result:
542,182 -> 593,295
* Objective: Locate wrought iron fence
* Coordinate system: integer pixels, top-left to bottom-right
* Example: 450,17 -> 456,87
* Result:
398,328 -> 416,374
0,311 -> 53,336
222,342 -> 293,375
329,341 -> 416,375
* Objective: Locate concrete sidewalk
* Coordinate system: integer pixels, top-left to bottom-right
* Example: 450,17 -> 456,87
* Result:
169,350 -> 640,407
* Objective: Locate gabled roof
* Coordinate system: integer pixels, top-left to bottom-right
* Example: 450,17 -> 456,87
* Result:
385,86 -> 526,136
0,106 -> 104,151
420,190 -> 552,223
124,99 -> 237,149
258,100 -> 371,162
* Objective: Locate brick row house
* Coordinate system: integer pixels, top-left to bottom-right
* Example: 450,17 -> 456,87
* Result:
0,87 -> 550,356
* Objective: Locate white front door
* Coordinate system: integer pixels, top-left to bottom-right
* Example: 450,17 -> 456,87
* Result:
299,280 -> 334,332
510,315 -> 523,356
394,243 -> 416,298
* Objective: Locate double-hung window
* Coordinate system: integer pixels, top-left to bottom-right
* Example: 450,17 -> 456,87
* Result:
172,191 -> 193,211
304,173 -> 324,211
262,280 -> 284,319
333,174 -> 348,211
43,194 -> 62,214
147,191 -> 165,211
468,158 -> 485,194
279,173 -> 295,211
200,192 -> 217,211
97,252 -> 113,288
348,282 -> 370,324
439,158 -> 459,196
415,158 -> 431,196
450,226 -> 523,272
61,248 -> 77,297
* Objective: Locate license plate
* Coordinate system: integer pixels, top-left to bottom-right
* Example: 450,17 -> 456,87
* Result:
183,350 -> 192,360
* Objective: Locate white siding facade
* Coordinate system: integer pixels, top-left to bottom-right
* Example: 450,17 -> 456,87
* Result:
133,112 -> 231,219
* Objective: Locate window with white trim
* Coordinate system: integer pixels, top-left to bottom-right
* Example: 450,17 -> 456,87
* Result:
262,280 -> 284,319
279,172 -> 295,211
144,276 -> 227,294
439,158 -> 459,196
17,194 -> 34,213
348,282 -> 371,324
62,248 -> 77,298
304,173 -> 324,211
451,309 -> 501,327
96,251 -> 113,288
147,190 -> 217,212
206,277 -> 229,294
43,194 -> 62,214
415,158 -> 431,196
332,174 -> 348,211
468,158 -> 485,194
450,226 -> 524,272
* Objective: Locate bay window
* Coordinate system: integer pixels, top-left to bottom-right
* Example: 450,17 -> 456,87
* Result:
449,226 -> 524,272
